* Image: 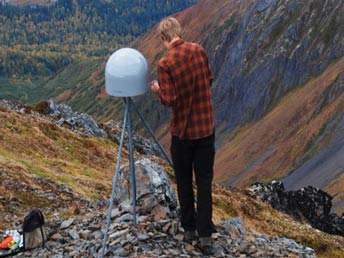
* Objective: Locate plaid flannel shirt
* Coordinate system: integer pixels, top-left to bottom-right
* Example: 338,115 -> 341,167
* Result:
158,39 -> 214,140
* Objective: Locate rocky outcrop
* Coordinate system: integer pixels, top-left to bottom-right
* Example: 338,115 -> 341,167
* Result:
0,99 -> 161,157
47,101 -> 108,138
0,99 -> 107,138
5,161 -> 316,258
248,181 -> 344,236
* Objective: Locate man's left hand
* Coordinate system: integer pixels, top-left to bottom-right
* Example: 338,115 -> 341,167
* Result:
150,80 -> 160,94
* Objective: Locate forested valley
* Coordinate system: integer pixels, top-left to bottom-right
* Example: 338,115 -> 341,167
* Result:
0,0 -> 197,79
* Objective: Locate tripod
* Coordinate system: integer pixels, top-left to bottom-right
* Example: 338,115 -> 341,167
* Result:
100,97 -> 172,258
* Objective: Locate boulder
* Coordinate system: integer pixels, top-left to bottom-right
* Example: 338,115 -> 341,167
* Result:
114,158 -> 177,217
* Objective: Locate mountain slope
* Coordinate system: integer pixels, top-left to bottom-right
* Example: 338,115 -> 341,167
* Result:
0,103 -> 343,258
10,0 -> 343,213
135,0 -> 344,137
0,105 -> 117,198
2,0 -> 344,213
131,0 -> 344,213
215,56 -> 344,209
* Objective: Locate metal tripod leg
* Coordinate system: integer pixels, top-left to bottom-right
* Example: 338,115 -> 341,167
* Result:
100,97 -> 171,257
129,97 -> 173,167
100,103 -> 129,258
127,98 -> 137,225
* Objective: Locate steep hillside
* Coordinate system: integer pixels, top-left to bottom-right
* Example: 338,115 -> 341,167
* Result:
134,0 -> 344,138
0,102 -> 343,257
131,0 -> 344,213
132,0 -> 256,131
0,0 -> 199,129
215,57 -> 344,213
0,103 -> 117,201
2,0 -> 344,214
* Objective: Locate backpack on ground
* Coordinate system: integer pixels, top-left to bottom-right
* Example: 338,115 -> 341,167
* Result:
0,208 -> 47,257
23,208 -> 47,250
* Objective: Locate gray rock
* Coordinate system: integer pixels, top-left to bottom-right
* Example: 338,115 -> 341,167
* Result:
114,158 -> 177,215
137,233 -> 150,241
109,228 -> 129,239
111,208 -> 122,219
91,230 -> 104,240
60,218 -> 75,229
69,229 -> 80,240
248,181 -> 344,236
80,229 -> 92,240
220,217 -> 247,239
114,213 -> 133,223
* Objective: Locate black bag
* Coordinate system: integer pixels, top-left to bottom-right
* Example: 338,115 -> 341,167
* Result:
23,208 -> 47,250
0,208 -> 47,257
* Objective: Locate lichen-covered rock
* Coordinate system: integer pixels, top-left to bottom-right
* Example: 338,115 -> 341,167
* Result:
114,158 -> 177,216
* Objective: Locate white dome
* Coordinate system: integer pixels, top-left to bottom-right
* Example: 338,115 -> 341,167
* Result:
105,48 -> 149,97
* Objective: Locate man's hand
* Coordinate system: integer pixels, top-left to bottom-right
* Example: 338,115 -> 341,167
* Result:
150,80 -> 160,94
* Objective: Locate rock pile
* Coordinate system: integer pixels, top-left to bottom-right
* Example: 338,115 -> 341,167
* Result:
6,160 -> 316,258
248,181 -> 344,237
0,99 -> 29,114
13,211 -> 316,258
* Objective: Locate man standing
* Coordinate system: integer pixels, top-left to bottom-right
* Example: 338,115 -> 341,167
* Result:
150,17 -> 215,254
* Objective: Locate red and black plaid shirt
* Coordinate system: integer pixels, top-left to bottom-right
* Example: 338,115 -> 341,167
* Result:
158,39 -> 214,140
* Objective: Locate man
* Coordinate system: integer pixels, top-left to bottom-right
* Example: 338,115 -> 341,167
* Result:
150,17 -> 215,254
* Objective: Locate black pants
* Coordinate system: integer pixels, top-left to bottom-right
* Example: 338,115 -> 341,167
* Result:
170,132 -> 215,237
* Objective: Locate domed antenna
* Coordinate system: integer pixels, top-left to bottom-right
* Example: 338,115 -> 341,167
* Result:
105,47 -> 149,97
101,48 -> 172,258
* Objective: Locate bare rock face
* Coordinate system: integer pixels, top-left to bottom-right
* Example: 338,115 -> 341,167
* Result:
205,0 -> 344,133
248,181 -> 344,236
114,158 -> 177,217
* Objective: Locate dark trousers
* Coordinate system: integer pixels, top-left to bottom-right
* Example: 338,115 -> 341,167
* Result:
170,132 -> 215,237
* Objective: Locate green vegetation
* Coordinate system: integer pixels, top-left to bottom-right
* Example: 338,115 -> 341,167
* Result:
0,0 -> 198,80
19,159 -> 50,178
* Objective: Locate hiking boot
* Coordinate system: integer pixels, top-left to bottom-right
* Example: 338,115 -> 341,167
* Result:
184,230 -> 196,243
198,237 -> 215,255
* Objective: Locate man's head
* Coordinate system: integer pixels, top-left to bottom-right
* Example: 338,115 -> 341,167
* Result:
158,17 -> 182,45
